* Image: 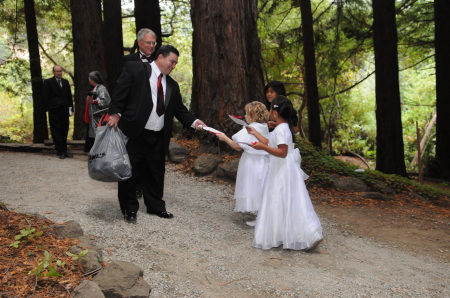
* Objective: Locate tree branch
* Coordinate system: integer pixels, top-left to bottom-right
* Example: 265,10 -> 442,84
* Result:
38,41 -> 74,81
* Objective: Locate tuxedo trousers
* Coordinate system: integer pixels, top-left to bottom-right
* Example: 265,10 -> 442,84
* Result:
118,129 -> 166,214
48,107 -> 69,154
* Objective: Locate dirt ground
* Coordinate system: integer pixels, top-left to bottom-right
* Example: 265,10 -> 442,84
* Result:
0,149 -> 449,297
315,156 -> 449,263
314,198 -> 449,263
186,150 -> 450,263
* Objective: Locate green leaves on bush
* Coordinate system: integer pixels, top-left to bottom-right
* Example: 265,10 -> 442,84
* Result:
66,249 -> 88,260
29,250 -> 65,278
296,137 -> 450,201
9,226 -> 43,248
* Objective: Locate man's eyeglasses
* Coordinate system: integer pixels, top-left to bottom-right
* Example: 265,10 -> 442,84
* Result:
144,41 -> 157,46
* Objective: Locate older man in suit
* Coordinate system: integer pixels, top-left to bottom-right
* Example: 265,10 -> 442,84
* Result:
108,45 -> 206,223
43,65 -> 74,159
122,28 -> 157,66
119,28 -> 158,200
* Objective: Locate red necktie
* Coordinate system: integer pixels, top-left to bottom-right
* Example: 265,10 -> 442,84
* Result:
156,73 -> 165,116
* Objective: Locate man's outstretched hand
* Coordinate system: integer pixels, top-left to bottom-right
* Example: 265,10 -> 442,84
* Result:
194,120 -> 206,130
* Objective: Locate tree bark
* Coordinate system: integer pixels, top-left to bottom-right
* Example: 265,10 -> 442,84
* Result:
70,0 -> 107,140
190,0 -> 265,133
299,0 -> 322,148
103,0 -> 123,91
372,0 -> 407,177
134,0 -> 162,49
434,0 -> 450,181
24,0 -> 48,143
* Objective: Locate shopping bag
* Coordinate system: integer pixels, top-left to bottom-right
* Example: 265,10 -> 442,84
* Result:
88,125 -> 132,182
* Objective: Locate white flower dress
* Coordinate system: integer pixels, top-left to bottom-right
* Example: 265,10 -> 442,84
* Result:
252,123 -> 323,250
231,122 -> 270,213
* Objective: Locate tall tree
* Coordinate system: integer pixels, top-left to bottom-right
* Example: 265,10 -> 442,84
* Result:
24,0 -> 48,143
70,0 -> 107,140
372,0 -> 407,176
103,0 -> 123,91
298,0 -> 321,148
134,0 -> 162,47
190,0 -> 265,133
434,0 -> 450,181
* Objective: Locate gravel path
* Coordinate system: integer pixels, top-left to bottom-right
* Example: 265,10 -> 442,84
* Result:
0,151 -> 448,297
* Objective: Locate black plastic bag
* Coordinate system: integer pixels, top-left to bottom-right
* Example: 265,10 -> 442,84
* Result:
88,125 -> 132,182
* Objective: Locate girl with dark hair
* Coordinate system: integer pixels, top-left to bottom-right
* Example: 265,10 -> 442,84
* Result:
264,81 -> 298,133
264,81 -> 286,110
84,71 -> 111,152
247,96 -> 323,251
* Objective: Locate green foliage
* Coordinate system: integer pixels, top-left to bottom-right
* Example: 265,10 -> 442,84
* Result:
258,0 -> 437,173
66,249 -> 88,260
0,58 -> 31,97
0,0 -> 439,175
161,0 -> 193,107
0,92 -> 33,142
9,226 -> 43,248
0,57 -> 34,142
29,250 -> 64,278
399,67 -> 436,164
296,136 -> 450,201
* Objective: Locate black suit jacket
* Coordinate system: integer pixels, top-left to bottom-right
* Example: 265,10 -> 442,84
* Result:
117,53 -> 140,76
114,52 -> 153,93
123,52 -> 141,63
117,52 -> 154,77
109,61 -> 196,153
42,77 -> 73,112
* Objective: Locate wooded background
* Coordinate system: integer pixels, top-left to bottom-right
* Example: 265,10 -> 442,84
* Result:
0,0 -> 449,181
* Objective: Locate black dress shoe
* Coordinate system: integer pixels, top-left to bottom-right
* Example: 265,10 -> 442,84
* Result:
58,154 -> 66,159
64,152 -> 74,158
124,212 -> 137,224
148,210 -> 174,219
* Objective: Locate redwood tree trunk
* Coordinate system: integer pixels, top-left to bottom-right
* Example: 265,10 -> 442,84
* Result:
134,0 -> 162,48
299,0 -> 322,148
24,0 -> 48,143
190,0 -> 265,133
372,0 -> 407,177
70,0 -> 107,140
434,0 -> 450,181
103,0 -> 123,91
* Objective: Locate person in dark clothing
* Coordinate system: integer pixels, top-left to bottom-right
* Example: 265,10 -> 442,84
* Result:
118,28 -> 159,199
108,45 -> 206,223
43,65 -> 74,159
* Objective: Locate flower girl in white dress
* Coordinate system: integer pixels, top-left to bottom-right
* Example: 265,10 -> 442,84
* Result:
217,102 -> 270,225
247,96 -> 323,251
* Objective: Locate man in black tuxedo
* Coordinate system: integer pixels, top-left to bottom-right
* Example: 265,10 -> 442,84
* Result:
108,45 -> 206,223
118,28 -> 157,199
120,28 -> 158,200
121,28 -> 157,67
43,65 -> 74,159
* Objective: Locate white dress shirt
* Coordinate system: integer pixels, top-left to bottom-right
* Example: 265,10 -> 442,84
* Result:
145,62 -> 166,131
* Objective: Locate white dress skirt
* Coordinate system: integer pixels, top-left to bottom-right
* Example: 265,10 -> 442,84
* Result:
253,123 -> 323,250
232,122 -> 270,213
